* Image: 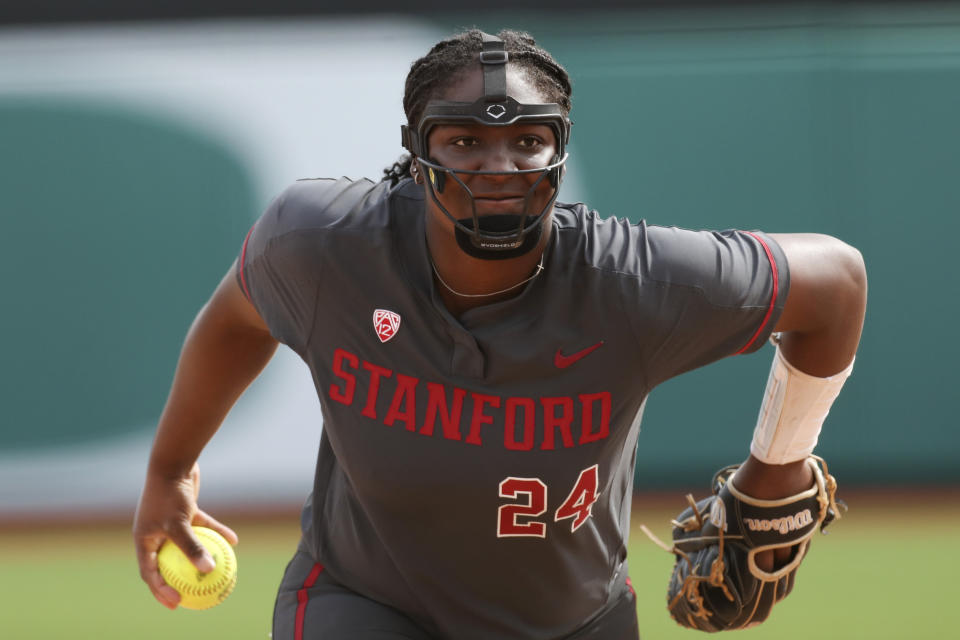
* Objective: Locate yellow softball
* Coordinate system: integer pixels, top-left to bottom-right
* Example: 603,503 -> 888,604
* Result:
157,526 -> 237,610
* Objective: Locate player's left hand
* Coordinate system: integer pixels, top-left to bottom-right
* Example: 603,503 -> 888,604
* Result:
729,456 -> 814,573
648,456 -> 842,631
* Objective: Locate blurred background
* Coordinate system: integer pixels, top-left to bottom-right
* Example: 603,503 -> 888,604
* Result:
1,2 -> 958,638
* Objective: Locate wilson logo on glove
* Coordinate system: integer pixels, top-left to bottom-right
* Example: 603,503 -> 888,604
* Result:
743,509 -> 814,535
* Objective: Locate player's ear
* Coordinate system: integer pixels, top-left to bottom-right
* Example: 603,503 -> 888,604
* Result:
410,158 -> 424,184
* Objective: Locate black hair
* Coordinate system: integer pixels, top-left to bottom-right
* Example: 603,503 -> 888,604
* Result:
382,28 -> 573,186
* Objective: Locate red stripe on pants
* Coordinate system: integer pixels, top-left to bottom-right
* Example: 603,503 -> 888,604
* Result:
295,563 -> 325,640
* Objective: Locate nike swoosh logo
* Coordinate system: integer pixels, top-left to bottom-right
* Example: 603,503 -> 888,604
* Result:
554,341 -> 605,368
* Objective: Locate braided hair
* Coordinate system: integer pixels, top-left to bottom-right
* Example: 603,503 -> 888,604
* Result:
382,29 -> 573,186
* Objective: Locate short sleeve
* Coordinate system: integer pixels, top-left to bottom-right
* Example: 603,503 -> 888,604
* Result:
629,226 -> 790,386
235,190 -> 321,354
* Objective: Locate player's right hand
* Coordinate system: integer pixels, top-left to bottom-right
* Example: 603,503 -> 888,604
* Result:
133,462 -> 239,609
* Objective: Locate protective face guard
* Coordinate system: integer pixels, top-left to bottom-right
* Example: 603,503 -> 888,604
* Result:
416,153 -> 567,257
399,33 -> 572,259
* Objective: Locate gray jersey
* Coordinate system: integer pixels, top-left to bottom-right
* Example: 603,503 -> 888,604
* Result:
238,177 -> 789,640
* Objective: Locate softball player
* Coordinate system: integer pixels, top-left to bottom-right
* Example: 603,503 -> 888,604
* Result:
134,29 -> 866,639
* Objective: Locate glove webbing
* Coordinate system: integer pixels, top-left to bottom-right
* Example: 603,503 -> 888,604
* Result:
640,494 -> 735,626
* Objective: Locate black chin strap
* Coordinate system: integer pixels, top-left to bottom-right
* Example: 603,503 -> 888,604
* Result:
454,215 -> 544,260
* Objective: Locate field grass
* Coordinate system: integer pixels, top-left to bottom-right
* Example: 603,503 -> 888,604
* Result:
0,491 -> 956,639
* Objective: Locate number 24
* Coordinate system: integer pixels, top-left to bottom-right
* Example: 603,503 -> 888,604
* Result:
497,465 -> 600,538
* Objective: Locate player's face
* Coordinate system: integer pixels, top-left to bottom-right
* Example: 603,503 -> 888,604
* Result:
424,66 -> 559,218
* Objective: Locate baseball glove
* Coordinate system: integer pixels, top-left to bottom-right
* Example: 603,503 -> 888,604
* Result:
643,455 -> 842,632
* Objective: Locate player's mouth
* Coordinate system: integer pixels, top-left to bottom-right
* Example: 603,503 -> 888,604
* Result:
472,194 -> 527,214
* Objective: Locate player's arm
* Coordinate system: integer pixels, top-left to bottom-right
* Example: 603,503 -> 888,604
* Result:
655,233 -> 866,631
769,232 -> 866,375
733,232 -> 866,566
133,262 -> 279,609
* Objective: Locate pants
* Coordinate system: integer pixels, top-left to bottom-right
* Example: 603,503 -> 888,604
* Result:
273,548 -> 640,640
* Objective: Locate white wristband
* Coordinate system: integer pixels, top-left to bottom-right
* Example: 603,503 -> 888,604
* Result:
750,346 -> 854,465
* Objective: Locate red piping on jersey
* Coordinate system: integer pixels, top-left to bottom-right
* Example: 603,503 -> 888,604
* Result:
239,224 -> 254,301
734,231 -> 779,355
295,562 -> 324,640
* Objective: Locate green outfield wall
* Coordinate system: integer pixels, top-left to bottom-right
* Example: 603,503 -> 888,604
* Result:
0,101 -> 256,448
1,7 -> 956,512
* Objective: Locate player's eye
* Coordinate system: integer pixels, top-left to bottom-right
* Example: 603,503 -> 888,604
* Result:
516,135 -> 545,150
452,137 -> 480,147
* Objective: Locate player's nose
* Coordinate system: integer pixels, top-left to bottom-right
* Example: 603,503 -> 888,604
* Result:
476,145 -> 517,178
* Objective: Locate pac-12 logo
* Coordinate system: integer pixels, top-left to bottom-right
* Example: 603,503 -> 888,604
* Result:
373,309 -> 401,343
